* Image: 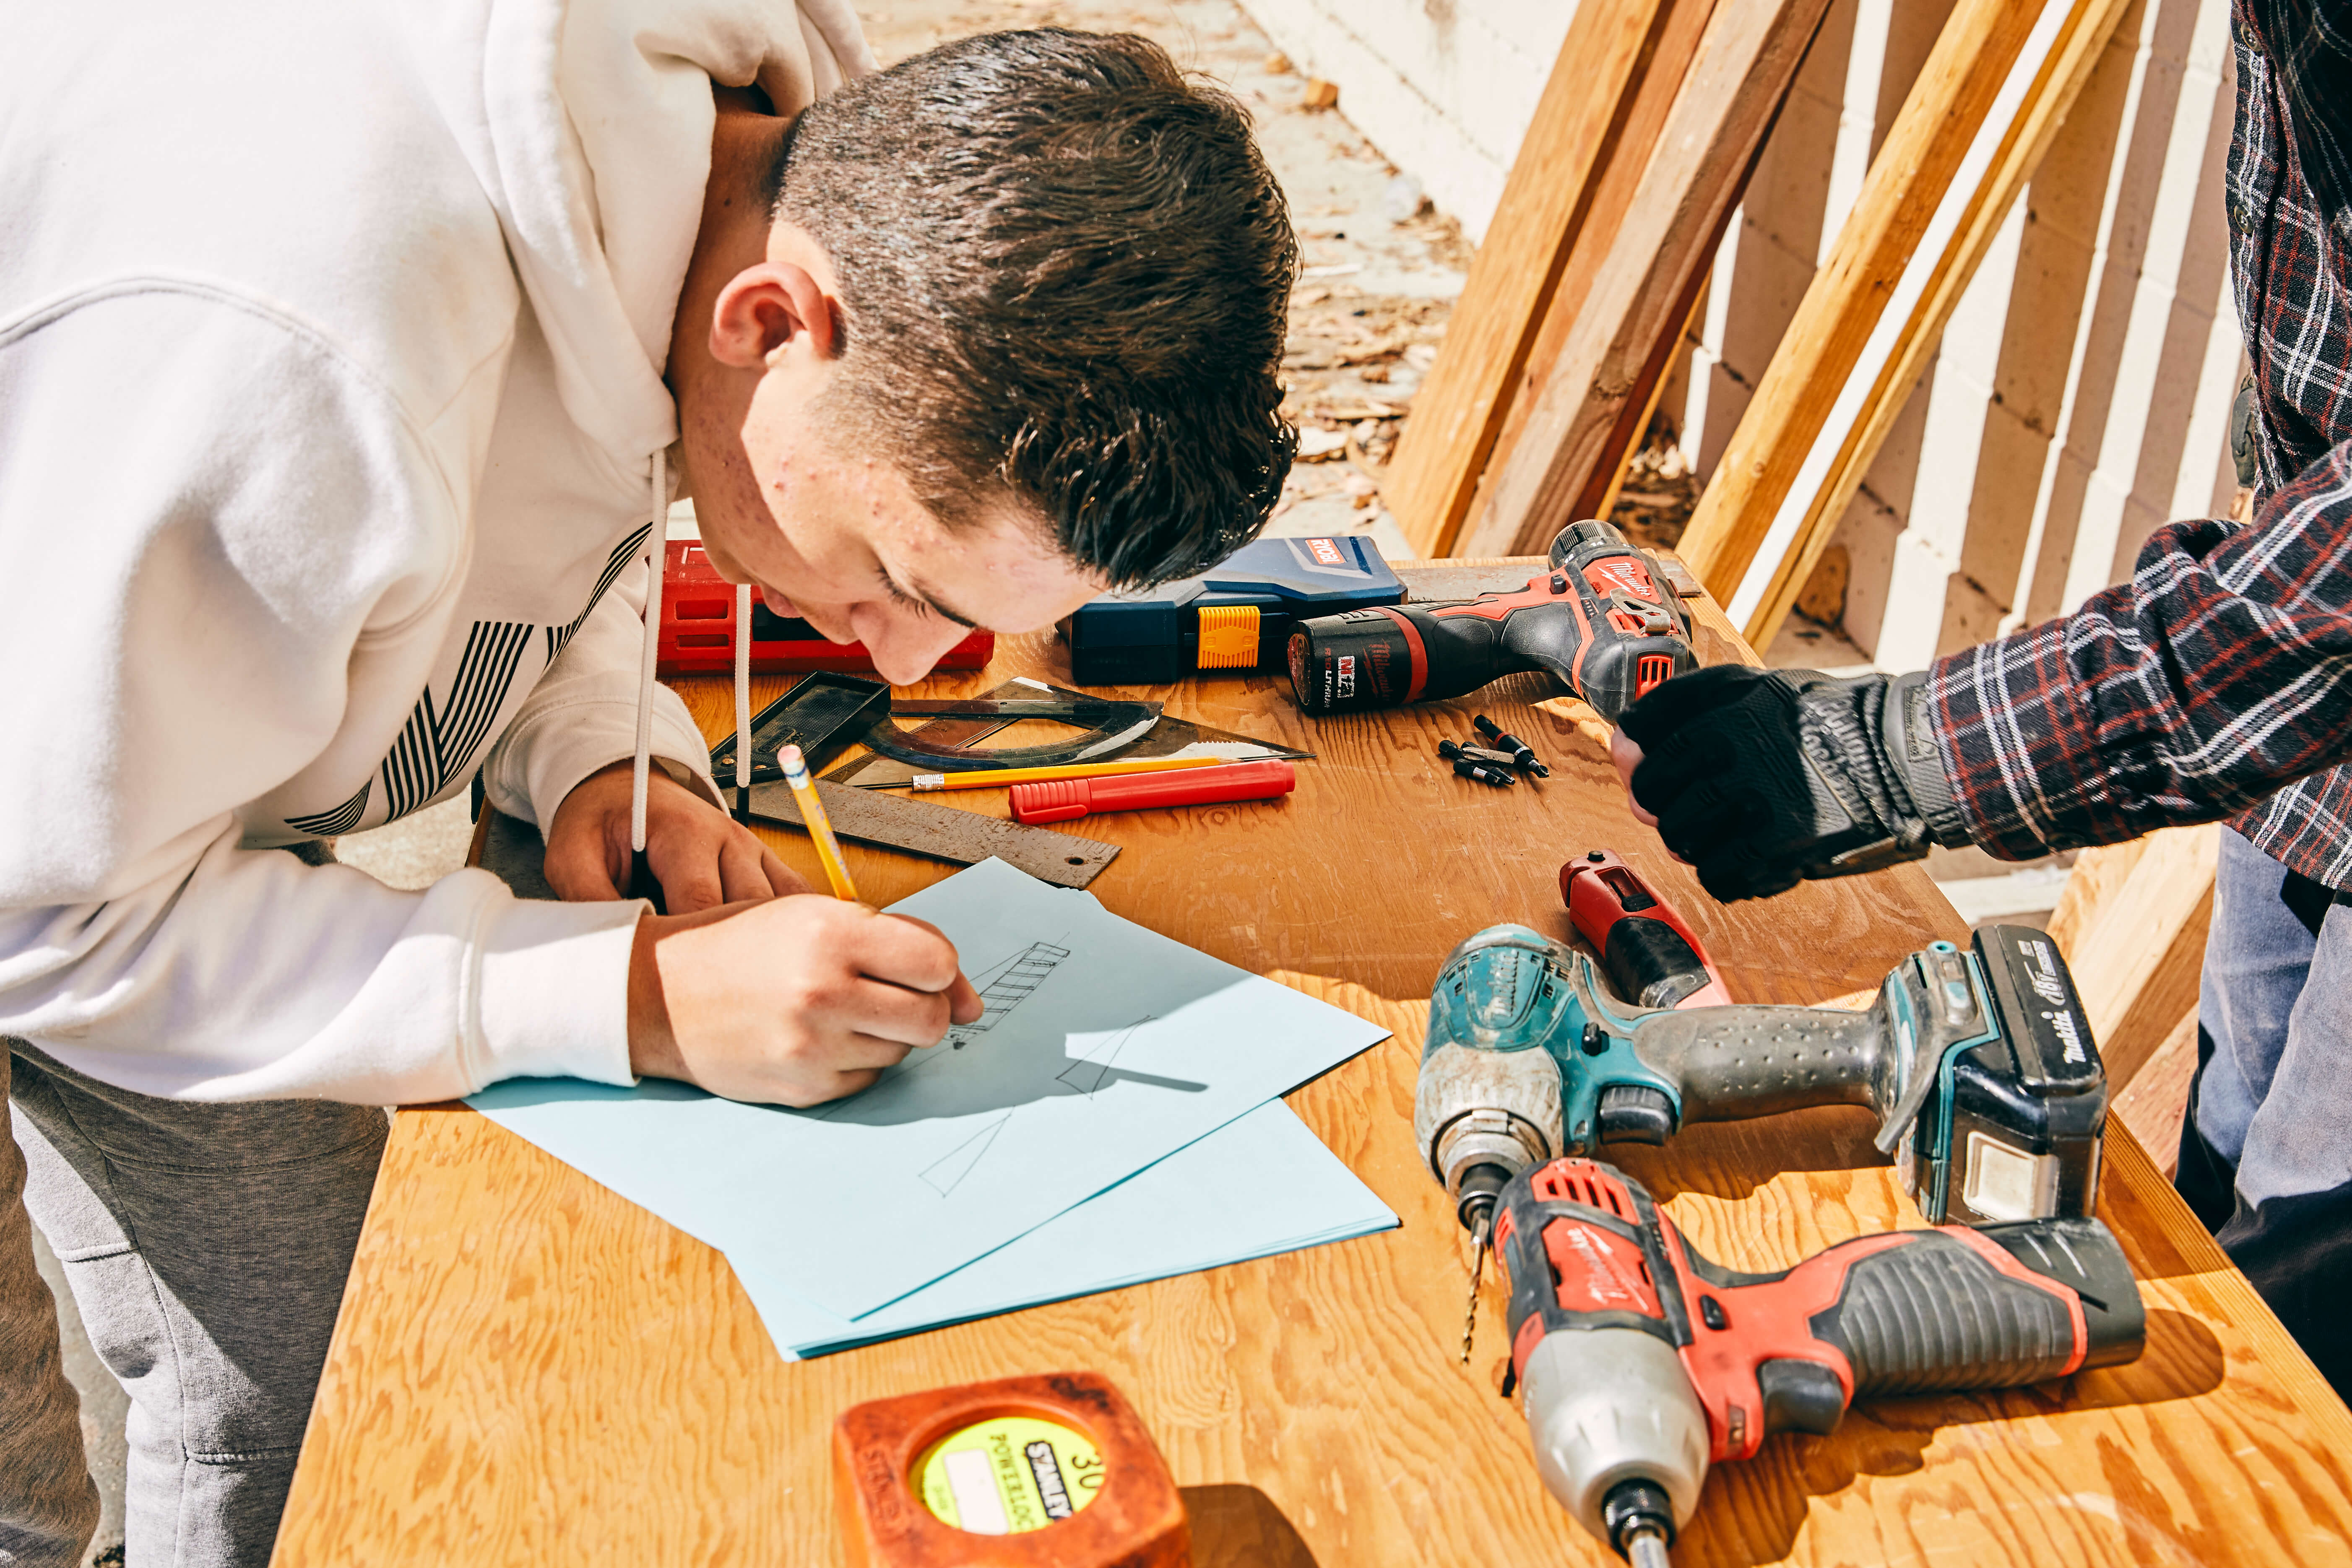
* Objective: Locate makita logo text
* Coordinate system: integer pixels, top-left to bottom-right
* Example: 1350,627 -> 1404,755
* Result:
2042,1007 -> 2088,1064
2019,937 -> 2069,1007
1307,537 -> 1345,566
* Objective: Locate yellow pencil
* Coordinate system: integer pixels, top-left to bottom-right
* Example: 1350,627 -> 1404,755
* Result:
778,744 -> 861,901
908,756 -> 1228,791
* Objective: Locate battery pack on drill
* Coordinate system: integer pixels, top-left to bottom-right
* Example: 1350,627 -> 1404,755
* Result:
1063,535 -> 1400,686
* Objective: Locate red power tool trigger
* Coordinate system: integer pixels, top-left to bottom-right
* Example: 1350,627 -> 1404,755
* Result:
1660,1222 -> 1887,1463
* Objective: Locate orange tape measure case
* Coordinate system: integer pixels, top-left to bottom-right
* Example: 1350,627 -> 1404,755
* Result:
834,1371 -> 1189,1568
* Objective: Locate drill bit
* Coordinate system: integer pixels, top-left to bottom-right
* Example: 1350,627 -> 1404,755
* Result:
1460,1216 -> 1490,1365
1472,714 -> 1550,776
1438,739 -> 1521,769
1623,1524 -> 1672,1568
1450,757 -> 1516,788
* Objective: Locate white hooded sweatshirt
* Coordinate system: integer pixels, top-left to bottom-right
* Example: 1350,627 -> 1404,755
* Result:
0,0 -> 874,1101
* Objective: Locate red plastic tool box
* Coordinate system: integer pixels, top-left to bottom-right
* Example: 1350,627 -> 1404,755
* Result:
655,541 -> 992,678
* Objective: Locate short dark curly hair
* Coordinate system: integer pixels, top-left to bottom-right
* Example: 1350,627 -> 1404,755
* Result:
769,29 -> 1298,589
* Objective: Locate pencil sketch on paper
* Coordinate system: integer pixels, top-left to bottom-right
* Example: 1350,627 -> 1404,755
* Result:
1056,1016 -> 1158,1095
919,1111 -> 1012,1196
900,1012 -> 1200,1192
801,914 -> 1213,1204
948,941 -> 1071,1049
468,858 -> 1395,1321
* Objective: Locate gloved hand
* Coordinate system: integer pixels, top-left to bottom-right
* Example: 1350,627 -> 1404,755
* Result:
1613,665 -> 1973,902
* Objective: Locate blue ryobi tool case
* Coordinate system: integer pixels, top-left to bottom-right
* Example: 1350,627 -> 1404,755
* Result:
1063,534 -> 1402,686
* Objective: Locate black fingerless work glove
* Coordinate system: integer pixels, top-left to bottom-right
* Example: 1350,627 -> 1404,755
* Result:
1617,666 -> 1974,903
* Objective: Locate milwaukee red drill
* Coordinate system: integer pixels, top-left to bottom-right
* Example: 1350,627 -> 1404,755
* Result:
1285,520 -> 1697,723
1492,1157 -> 2144,1566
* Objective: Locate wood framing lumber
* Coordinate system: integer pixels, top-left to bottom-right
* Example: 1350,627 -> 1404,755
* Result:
2112,1004 -> 2198,1179
1457,0 -> 1831,557
1579,262 -> 1716,526
1379,0 -> 1670,557
1673,0 -> 2052,606
2047,838 -> 2149,954
2051,825 -> 2217,1094
1452,0 -> 1719,540
1675,0 -> 2133,645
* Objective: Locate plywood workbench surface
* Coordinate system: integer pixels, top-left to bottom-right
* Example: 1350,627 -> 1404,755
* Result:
271,561 -> 2352,1567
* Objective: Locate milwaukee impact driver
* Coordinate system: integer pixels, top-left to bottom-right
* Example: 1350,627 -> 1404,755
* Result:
1285,520 -> 1698,723
1491,1157 -> 2144,1566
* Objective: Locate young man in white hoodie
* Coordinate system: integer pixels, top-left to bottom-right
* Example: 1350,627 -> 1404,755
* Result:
0,6 -> 1297,1562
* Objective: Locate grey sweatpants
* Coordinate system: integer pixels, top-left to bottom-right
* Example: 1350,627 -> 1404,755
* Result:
0,1043 -> 385,1568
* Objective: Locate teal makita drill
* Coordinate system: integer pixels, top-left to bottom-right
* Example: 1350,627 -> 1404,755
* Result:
1413,918 -> 2110,1299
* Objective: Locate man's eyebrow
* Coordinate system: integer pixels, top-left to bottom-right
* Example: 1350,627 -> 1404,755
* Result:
903,575 -> 982,630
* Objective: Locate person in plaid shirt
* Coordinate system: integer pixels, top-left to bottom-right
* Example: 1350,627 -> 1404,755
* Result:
1616,0 -> 2352,1395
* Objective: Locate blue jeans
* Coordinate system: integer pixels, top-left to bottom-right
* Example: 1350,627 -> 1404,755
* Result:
2178,827 -> 2352,1396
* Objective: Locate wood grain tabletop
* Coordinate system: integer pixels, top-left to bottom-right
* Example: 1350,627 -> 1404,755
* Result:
270,561 -> 2352,1567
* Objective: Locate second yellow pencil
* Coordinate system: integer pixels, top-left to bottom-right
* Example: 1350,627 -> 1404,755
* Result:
908,756 -> 1226,791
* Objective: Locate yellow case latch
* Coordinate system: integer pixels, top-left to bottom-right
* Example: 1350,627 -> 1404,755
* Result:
1195,604 -> 1262,669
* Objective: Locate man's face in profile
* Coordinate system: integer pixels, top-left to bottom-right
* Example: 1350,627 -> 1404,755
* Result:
692,421 -> 1103,687
669,102 -> 1105,686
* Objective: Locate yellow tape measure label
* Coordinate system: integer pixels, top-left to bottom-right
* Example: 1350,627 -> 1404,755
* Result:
916,1415 -> 1105,1535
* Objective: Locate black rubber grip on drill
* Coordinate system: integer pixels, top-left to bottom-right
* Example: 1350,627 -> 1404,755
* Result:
1815,1221 -> 2140,1396
1636,1005 -> 1884,1122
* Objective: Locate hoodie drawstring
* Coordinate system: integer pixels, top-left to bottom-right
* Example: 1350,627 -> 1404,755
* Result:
630,456 -> 755,892
629,452 -> 669,866
734,583 -> 753,820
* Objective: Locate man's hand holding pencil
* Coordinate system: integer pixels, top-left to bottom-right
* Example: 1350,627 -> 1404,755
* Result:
626,895 -> 983,1107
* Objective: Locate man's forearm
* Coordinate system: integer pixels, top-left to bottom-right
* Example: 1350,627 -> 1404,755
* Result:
1,829 -> 643,1103
1925,438 -> 2352,859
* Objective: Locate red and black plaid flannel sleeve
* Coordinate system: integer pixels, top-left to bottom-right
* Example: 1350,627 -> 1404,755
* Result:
1923,438 -> 2352,861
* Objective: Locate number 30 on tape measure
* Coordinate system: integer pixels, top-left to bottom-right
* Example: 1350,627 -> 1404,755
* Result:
834,1371 -> 1189,1567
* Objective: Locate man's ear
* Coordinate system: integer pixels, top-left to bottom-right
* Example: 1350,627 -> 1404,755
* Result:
709,262 -> 837,369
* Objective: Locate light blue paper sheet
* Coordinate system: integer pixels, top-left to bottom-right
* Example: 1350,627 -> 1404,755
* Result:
728,1098 -> 1398,1358
470,858 -> 1391,1318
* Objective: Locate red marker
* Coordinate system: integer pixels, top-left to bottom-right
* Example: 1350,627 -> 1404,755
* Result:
1009,759 -> 1296,824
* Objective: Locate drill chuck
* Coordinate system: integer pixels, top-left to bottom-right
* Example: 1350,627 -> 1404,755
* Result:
1519,1326 -> 1709,1546
1417,1073 -> 1562,1214
1603,1482 -> 1677,1568
1453,1161 -> 1514,1238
